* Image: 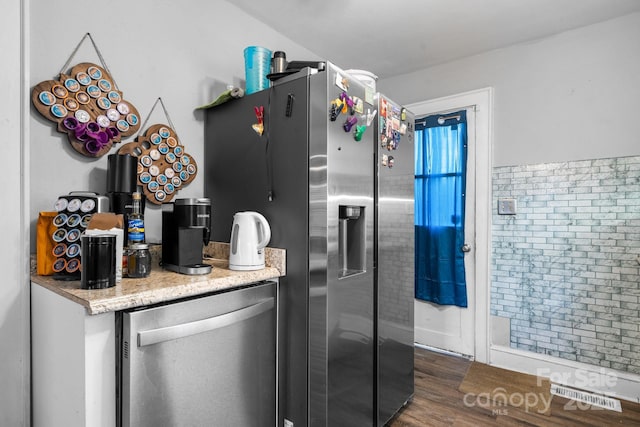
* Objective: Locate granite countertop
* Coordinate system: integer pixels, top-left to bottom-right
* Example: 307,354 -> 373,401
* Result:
30,242 -> 286,315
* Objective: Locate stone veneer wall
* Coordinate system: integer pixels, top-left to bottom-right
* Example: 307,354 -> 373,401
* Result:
491,155 -> 640,374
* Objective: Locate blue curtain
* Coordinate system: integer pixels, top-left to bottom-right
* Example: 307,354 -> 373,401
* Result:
415,111 -> 468,307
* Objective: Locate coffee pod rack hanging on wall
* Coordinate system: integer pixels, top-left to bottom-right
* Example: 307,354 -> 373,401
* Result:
31,33 -> 141,158
118,97 -> 198,205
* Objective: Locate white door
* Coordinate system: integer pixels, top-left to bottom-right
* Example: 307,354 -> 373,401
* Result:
407,89 -> 492,361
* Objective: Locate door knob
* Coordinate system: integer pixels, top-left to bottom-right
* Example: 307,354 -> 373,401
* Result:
461,243 -> 471,253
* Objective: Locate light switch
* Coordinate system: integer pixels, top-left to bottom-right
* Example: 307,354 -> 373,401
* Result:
498,198 -> 517,215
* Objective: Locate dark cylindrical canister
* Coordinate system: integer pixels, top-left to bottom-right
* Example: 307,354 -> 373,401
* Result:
81,234 -> 116,289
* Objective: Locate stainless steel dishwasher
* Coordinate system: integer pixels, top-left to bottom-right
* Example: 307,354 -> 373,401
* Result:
118,281 -> 277,427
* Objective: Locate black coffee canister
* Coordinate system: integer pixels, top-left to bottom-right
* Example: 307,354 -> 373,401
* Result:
81,234 -> 116,289
107,153 -> 137,193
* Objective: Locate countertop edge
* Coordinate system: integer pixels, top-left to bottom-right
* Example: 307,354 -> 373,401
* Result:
31,242 -> 286,315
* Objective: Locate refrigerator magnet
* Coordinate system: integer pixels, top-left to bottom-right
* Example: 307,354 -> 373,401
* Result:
329,99 -> 343,121
343,115 -> 358,132
354,125 -> 366,142
366,109 -> 377,126
335,73 -> 348,91
352,97 -> 363,114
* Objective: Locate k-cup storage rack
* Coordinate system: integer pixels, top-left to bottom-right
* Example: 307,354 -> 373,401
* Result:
118,124 -> 198,205
32,62 -> 141,158
50,192 -> 108,280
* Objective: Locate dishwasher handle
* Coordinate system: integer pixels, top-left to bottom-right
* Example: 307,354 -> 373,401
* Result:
137,297 -> 274,347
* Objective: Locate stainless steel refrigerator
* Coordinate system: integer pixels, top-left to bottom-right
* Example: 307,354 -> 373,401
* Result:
204,63 -> 413,426
374,94 -> 415,426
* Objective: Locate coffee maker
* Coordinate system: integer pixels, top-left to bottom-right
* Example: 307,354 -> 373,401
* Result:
162,198 -> 212,275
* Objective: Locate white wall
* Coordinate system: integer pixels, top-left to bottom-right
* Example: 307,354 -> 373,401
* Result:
29,0 -> 319,245
1,0 -> 29,425
379,12 -> 640,167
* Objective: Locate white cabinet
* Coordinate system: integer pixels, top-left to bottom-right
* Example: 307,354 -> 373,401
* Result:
31,284 -> 116,427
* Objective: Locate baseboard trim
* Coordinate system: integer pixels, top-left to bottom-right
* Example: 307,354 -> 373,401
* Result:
414,342 -> 473,360
490,345 -> 640,404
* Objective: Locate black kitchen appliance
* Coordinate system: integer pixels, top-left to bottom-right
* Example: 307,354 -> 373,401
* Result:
106,153 -> 143,216
161,198 -> 212,275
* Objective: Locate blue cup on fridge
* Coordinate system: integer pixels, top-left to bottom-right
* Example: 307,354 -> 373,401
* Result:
244,46 -> 272,94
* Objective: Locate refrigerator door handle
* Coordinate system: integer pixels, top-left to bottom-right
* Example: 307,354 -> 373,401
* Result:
137,297 -> 275,347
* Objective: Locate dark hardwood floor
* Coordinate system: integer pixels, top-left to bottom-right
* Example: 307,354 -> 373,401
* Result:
387,347 -> 640,426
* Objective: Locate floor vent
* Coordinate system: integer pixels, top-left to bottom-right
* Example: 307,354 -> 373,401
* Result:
551,384 -> 622,412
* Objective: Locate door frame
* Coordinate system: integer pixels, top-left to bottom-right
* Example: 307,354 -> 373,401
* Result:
407,87 -> 493,363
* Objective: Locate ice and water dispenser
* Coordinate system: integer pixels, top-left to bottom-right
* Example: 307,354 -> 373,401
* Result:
338,205 -> 366,278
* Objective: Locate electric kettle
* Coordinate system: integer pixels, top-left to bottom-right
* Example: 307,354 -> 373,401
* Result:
229,211 -> 271,271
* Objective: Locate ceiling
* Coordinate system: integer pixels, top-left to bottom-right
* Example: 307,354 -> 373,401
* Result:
233,0 -> 640,79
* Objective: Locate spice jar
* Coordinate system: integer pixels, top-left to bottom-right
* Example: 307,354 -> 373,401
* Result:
127,243 -> 151,278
